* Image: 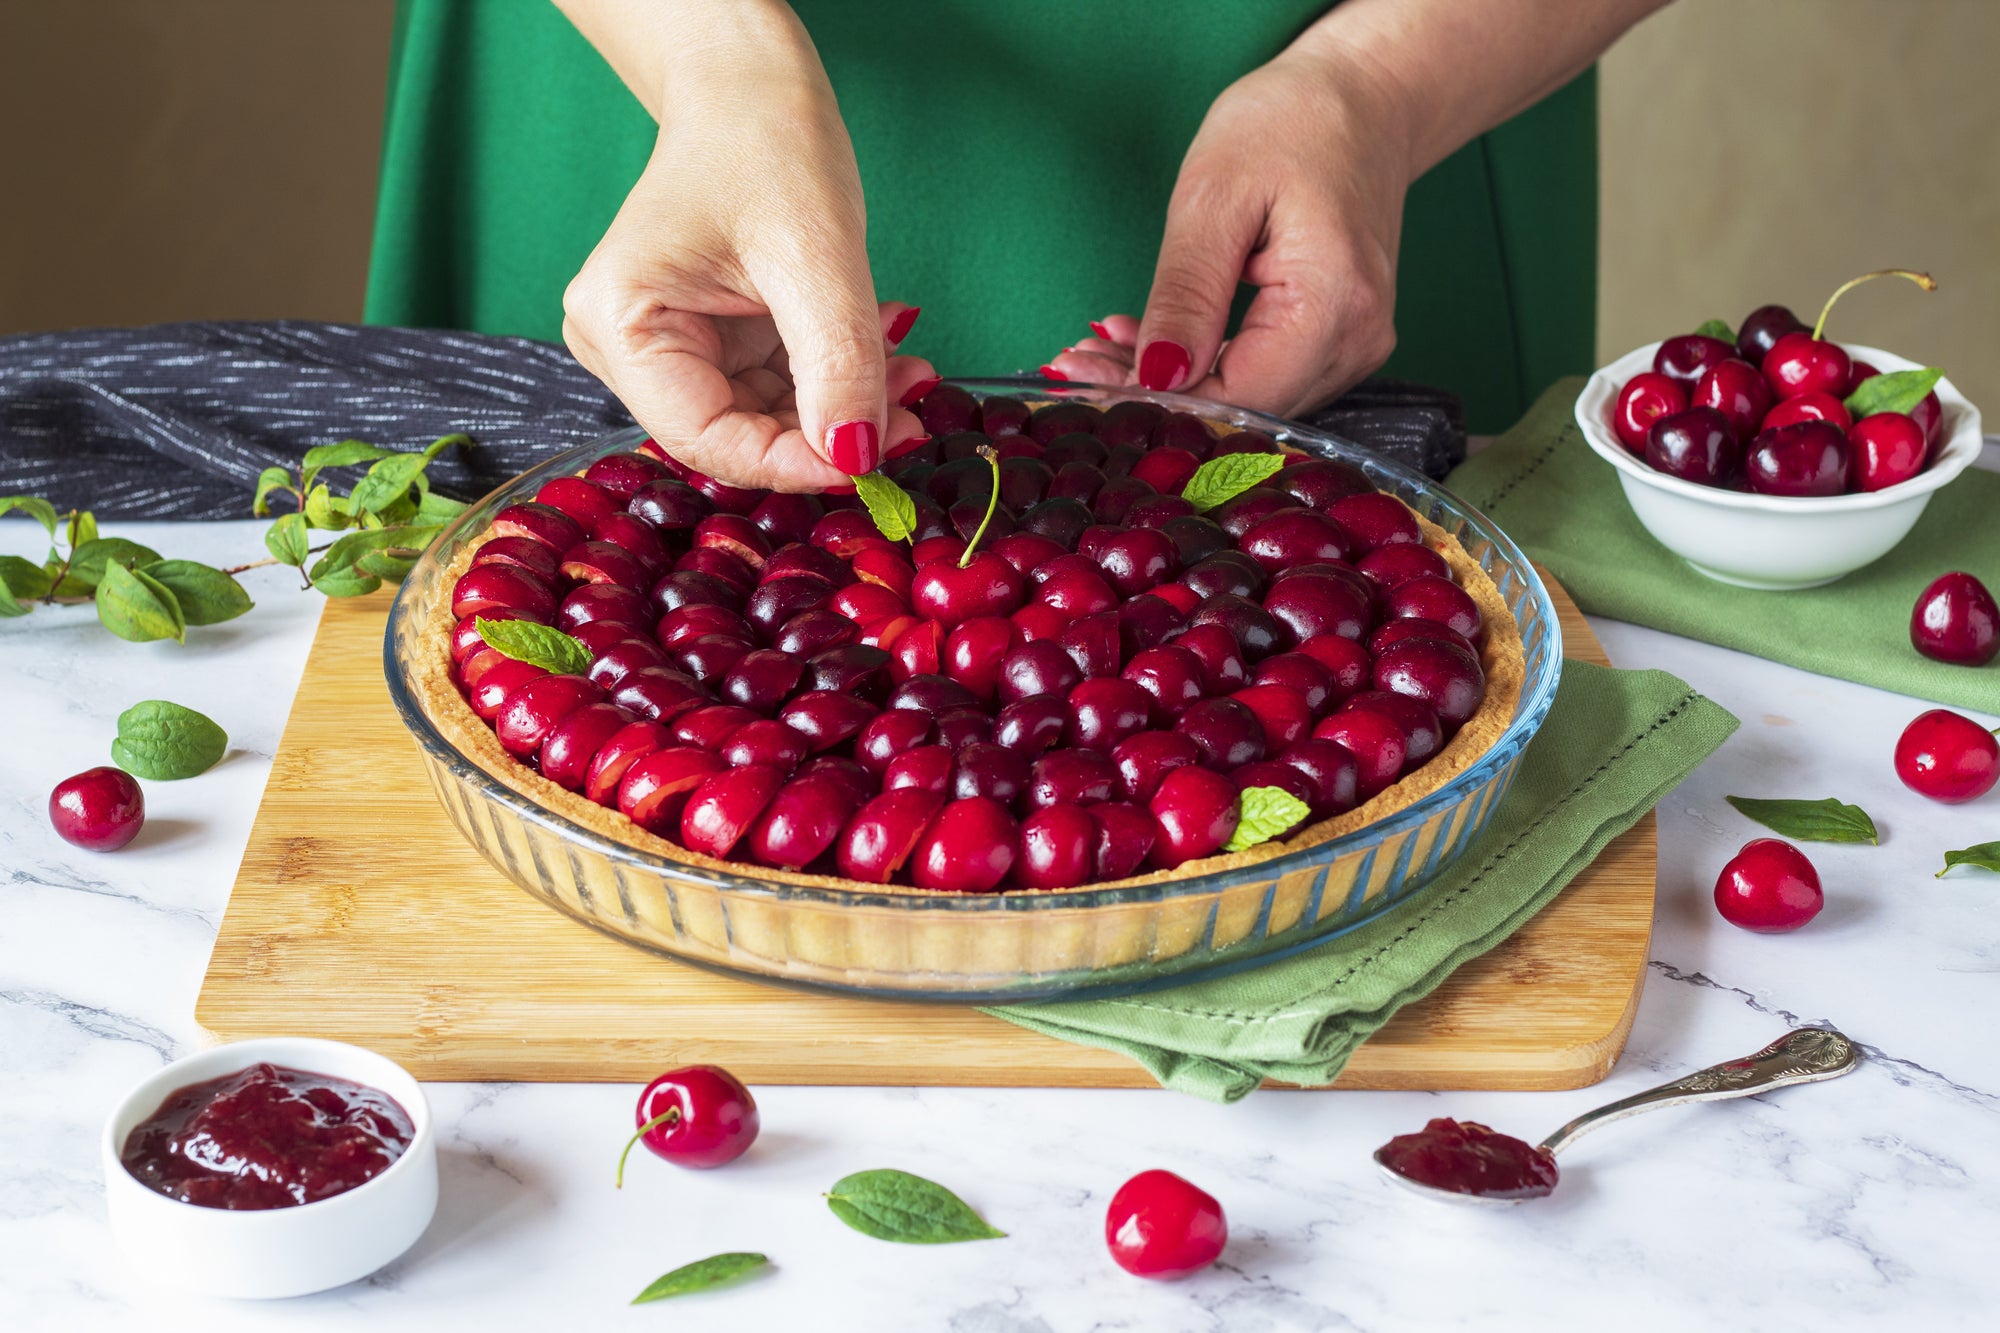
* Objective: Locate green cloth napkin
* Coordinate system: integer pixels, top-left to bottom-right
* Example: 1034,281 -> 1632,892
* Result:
1448,378 -> 2000,711
988,662 -> 1738,1101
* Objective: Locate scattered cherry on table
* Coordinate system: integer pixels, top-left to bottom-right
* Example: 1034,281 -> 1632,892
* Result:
617,1064 -> 760,1182
1910,572 -> 1998,666
1713,838 -> 1823,933
1104,1169 -> 1228,1280
1894,709 -> 1999,804
48,766 -> 145,851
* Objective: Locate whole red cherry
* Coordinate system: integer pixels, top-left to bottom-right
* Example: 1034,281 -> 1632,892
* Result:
618,1065 -> 760,1183
1104,1169 -> 1227,1280
1744,421 -> 1850,497
49,767 -> 145,851
1653,333 -> 1736,388
1735,304 -> 1807,368
1692,358 -> 1773,443
1713,839 -> 1823,933
1910,572 -> 1998,665
1612,373 -> 1687,453
1762,332 -> 1851,402
1760,391 -> 1852,433
1848,413 -> 1928,492
1894,709 -> 1999,804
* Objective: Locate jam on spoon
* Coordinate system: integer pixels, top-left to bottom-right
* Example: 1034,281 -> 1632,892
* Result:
121,1062 -> 414,1210
1373,1118 -> 1559,1200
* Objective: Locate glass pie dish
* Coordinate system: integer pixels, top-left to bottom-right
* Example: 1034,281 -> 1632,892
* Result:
385,380 -> 1563,1002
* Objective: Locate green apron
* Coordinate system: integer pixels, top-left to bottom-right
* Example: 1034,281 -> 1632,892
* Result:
364,0 -> 1595,434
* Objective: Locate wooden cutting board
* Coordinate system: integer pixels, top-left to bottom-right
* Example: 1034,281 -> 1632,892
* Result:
196,581 -> 1653,1089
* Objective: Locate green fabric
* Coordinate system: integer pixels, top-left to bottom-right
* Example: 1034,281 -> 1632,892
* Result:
988,662 -> 1738,1102
365,0 -> 1596,432
1449,380 -> 2000,712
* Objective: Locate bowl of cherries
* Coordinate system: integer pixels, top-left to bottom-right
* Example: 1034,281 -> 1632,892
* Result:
1576,270 -> 1982,590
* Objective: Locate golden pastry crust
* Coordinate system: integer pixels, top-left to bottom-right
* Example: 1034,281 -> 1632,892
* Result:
416,472 -> 1525,898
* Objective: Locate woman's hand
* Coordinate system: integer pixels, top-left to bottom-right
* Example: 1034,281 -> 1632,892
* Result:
1046,48 -> 1409,418
558,2 -> 932,491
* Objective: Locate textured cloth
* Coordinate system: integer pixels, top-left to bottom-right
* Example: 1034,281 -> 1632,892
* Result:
1448,379 -> 2000,712
991,662 -> 1738,1101
367,0 -> 1598,433
0,322 -> 1462,520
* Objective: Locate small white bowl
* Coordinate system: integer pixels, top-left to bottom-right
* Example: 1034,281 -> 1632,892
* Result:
102,1037 -> 437,1300
1575,341 -> 1981,589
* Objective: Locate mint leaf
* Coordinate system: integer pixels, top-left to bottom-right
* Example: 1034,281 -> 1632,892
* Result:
630,1252 -> 769,1305
141,560 -> 253,626
1224,785 -> 1311,852
476,617 -> 590,675
266,512 -> 311,566
252,467 -> 296,517
63,537 -> 162,592
1845,367 -> 1943,419
1725,796 -> 1878,845
852,472 -> 918,543
1181,453 -> 1286,512
1694,319 -> 1736,342
825,1169 -> 1005,1244
0,495 -> 60,537
96,562 -> 186,643
111,700 -> 228,779
1937,842 -> 2000,878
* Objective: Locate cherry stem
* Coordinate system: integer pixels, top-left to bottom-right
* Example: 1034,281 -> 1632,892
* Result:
1811,269 -> 1936,342
614,1106 -> 681,1189
956,445 -> 1002,569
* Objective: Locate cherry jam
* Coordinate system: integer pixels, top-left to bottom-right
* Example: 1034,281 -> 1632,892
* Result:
1373,1117 -> 1559,1200
121,1062 -> 414,1210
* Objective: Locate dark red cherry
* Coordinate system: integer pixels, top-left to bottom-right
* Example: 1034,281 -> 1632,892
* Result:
746,773 -> 859,869
1250,652 -> 1336,716
1147,767 -> 1241,868
1110,730 -> 1202,804
1262,572 -> 1369,644
1173,623 -> 1249,695
609,666 -> 708,724
719,649 -> 805,714
1849,413 -> 1929,493
1366,617 -> 1474,659
1340,691 -> 1445,766
540,702 -> 637,791
1239,508 -> 1355,573
1910,572 -> 1999,665
1762,391 -> 1852,432
1094,527 -> 1180,595
535,475 -> 622,530
1735,304 -> 1807,368
559,583 -> 656,635
1015,804 -> 1098,889
692,512 -> 775,571
1327,493 -> 1421,553
885,673 -> 981,715
1712,838 -> 1822,932
585,719 -> 677,806
761,542 -> 852,587
916,384 -> 981,436
1213,429 -> 1278,456
669,634 -> 755,685
1095,400 -> 1169,449
1124,646 -> 1207,721
999,640 -> 1085,705
1229,684 -> 1313,752
838,787 -> 947,882
496,675 -> 606,757
776,692 -> 879,752
939,616 -> 1021,703
1025,748 -> 1120,810
951,742 -> 1030,804
794,756 -> 879,810
676,546 -> 756,594
452,563 -> 559,622
1612,373 -> 1688,454
1762,331 -> 1850,401
1017,496 -> 1094,550
1745,421 -> 1851,497
855,709 -> 936,775
681,764 -> 786,858
1181,550 -> 1266,601
1228,760 -> 1315,809
1382,576 -> 1482,644
980,394 -> 1032,436
989,532 -> 1069,579
1271,738 -> 1360,817
1645,407 -> 1741,486
1691,358 -> 1774,444
883,744 -> 955,796
628,478 -> 714,533
1041,432 -> 1110,473
1296,633 -> 1372,701
744,575 -> 836,641
1036,564 -> 1119,617
583,451 -> 669,502
1373,638 -> 1485,728
469,658 -> 549,721
911,552 -> 1027,627
1048,461 -> 1107,506
628,1064 -> 759,1172
618,746 -> 725,835
1208,487 -> 1294,541
48,767 -> 144,851
1066,678 -> 1155,752
1092,801 -> 1157,878
1187,595 -> 1286,661
994,696 -> 1070,757
651,569 -> 744,618
1275,458 -> 1373,511
1653,334 -> 1735,388
472,535 -> 563,582
1117,596 -> 1188,658
774,609 -> 859,658
1060,611 -> 1123,680
670,703 -> 760,750
587,636 -> 673,692
718,718 -> 809,772
998,456 -> 1055,512
1160,515 -> 1233,566
1128,447 -> 1200,496
1092,476 -> 1159,526
887,619 -> 944,683
1356,543 -> 1449,591
1124,495 -> 1198,529
1174,697 -> 1266,771
932,706 -> 994,749
1312,709 -> 1406,797
911,796 -> 1018,892
492,501 -> 584,552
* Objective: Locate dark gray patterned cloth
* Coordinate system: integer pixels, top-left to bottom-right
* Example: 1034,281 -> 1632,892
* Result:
0,321 -> 1465,519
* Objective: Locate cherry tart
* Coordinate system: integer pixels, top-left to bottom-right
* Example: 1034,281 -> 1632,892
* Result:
421,390 -> 1525,894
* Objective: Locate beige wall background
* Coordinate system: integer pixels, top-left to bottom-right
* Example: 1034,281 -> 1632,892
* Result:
2,1 -> 1994,407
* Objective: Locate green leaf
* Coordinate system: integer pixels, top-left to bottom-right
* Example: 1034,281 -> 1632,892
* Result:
1937,842 -> 2000,878
1181,453 -> 1287,512
265,512 -> 311,567
303,483 -> 353,531
475,617 -> 590,675
824,1169 -> 1005,1244
252,466 -> 296,517
1694,319 -> 1737,342
852,472 -> 918,543
110,699 -> 228,779
140,560 -> 253,626
630,1252 -> 769,1305
414,489 -> 468,524
345,434 -> 466,516
0,495 -> 60,537
0,581 -> 19,619
309,523 -> 440,581
1844,367 -> 1943,419
308,564 -> 383,598
95,562 -> 186,643
61,537 -> 161,593
1225,785 -> 1312,852
301,440 -> 399,473
1725,796 -> 1879,845
67,509 -> 98,550
0,553 -> 53,605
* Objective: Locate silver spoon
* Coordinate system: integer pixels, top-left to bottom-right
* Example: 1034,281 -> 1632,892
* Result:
1379,1027 -> 1862,1205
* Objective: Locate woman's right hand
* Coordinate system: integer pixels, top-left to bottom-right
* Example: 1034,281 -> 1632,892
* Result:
559,4 -> 932,492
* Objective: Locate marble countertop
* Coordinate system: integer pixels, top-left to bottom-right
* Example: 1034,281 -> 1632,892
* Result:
4,479 -> 1996,1331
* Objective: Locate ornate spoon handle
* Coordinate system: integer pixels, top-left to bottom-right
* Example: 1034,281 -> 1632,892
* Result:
1538,1027 -> 1860,1157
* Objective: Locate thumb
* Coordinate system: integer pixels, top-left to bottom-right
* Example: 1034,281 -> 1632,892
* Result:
751,241 -> 887,478
1135,180 -> 1259,393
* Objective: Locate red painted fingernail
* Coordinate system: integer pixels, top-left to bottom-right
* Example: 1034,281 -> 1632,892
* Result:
887,306 -> 921,346
1138,340 -> 1190,392
826,419 -> 879,475
899,375 -> 943,409
887,433 -> 933,460
1088,321 -> 1112,341
1038,364 -> 1069,382
822,482 -> 857,495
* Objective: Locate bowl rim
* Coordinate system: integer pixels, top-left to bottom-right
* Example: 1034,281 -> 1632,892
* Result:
1577,341 -> 1981,512
385,378 -> 1564,914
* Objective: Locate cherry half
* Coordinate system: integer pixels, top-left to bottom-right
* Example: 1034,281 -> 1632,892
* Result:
1894,709 -> 1999,804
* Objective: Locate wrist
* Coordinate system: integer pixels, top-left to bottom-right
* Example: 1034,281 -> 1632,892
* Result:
1267,39 -> 1421,189
655,1 -> 821,110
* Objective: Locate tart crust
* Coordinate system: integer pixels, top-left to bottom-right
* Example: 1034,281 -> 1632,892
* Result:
416,480 -> 1525,898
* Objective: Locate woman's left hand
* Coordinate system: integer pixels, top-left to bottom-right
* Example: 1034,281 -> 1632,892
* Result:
1044,47 -> 1414,418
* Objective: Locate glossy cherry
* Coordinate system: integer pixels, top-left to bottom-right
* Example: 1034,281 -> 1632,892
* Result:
680,764 -> 786,857
1734,304 -> 1807,368
1612,373 -> 1687,453
1760,390 -> 1851,432
1645,407 -> 1740,486
1713,838 -> 1823,932
1105,1169 -> 1227,1280
1894,709 -> 1999,804
1092,801 -> 1158,878
910,552 -> 1026,627
1848,414 -> 1928,493
1313,709 -> 1407,797
1910,572 -> 1998,665
1015,804 -> 1098,889
911,796 -> 1018,892
1148,766 -> 1241,868
1762,332 -> 1851,402
1692,358 -> 1775,444
1744,422 -> 1850,497
618,1064 -> 760,1180
49,767 -> 145,851
1653,333 -> 1736,388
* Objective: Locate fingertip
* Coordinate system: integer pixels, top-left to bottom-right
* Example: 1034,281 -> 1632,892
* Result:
887,305 -> 921,347
1138,340 -> 1192,393
825,419 -> 881,476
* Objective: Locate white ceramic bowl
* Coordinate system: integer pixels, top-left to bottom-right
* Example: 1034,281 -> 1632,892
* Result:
1576,342 -> 1981,589
102,1037 -> 437,1300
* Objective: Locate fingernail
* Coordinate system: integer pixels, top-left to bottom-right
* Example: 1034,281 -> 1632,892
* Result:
899,375 -> 942,408
1138,340 -> 1190,392
887,306 -> 921,346
1038,364 -> 1069,382
826,419 -> 879,475
1088,320 -> 1112,341
887,433 -> 932,460
822,482 -> 857,496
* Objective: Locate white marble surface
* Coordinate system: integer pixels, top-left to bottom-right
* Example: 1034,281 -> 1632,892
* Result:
4,488 -> 1997,1332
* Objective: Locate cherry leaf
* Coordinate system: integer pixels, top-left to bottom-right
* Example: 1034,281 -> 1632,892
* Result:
476,617 -> 591,675
1694,319 -> 1736,342
265,512 -> 311,567
1225,785 -> 1311,852
1844,367 -> 1942,419
95,562 -> 186,644
853,472 -> 918,543
140,560 -> 252,626
1724,796 -> 1878,845
252,467 -> 296,517
111,699 -> 228,779
825,1169 -> 1005,1243
630,1252 -> 769,1305
0,495 -> 60,537
1937,842 -> 2000,878
1181,453 -> 1286,512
